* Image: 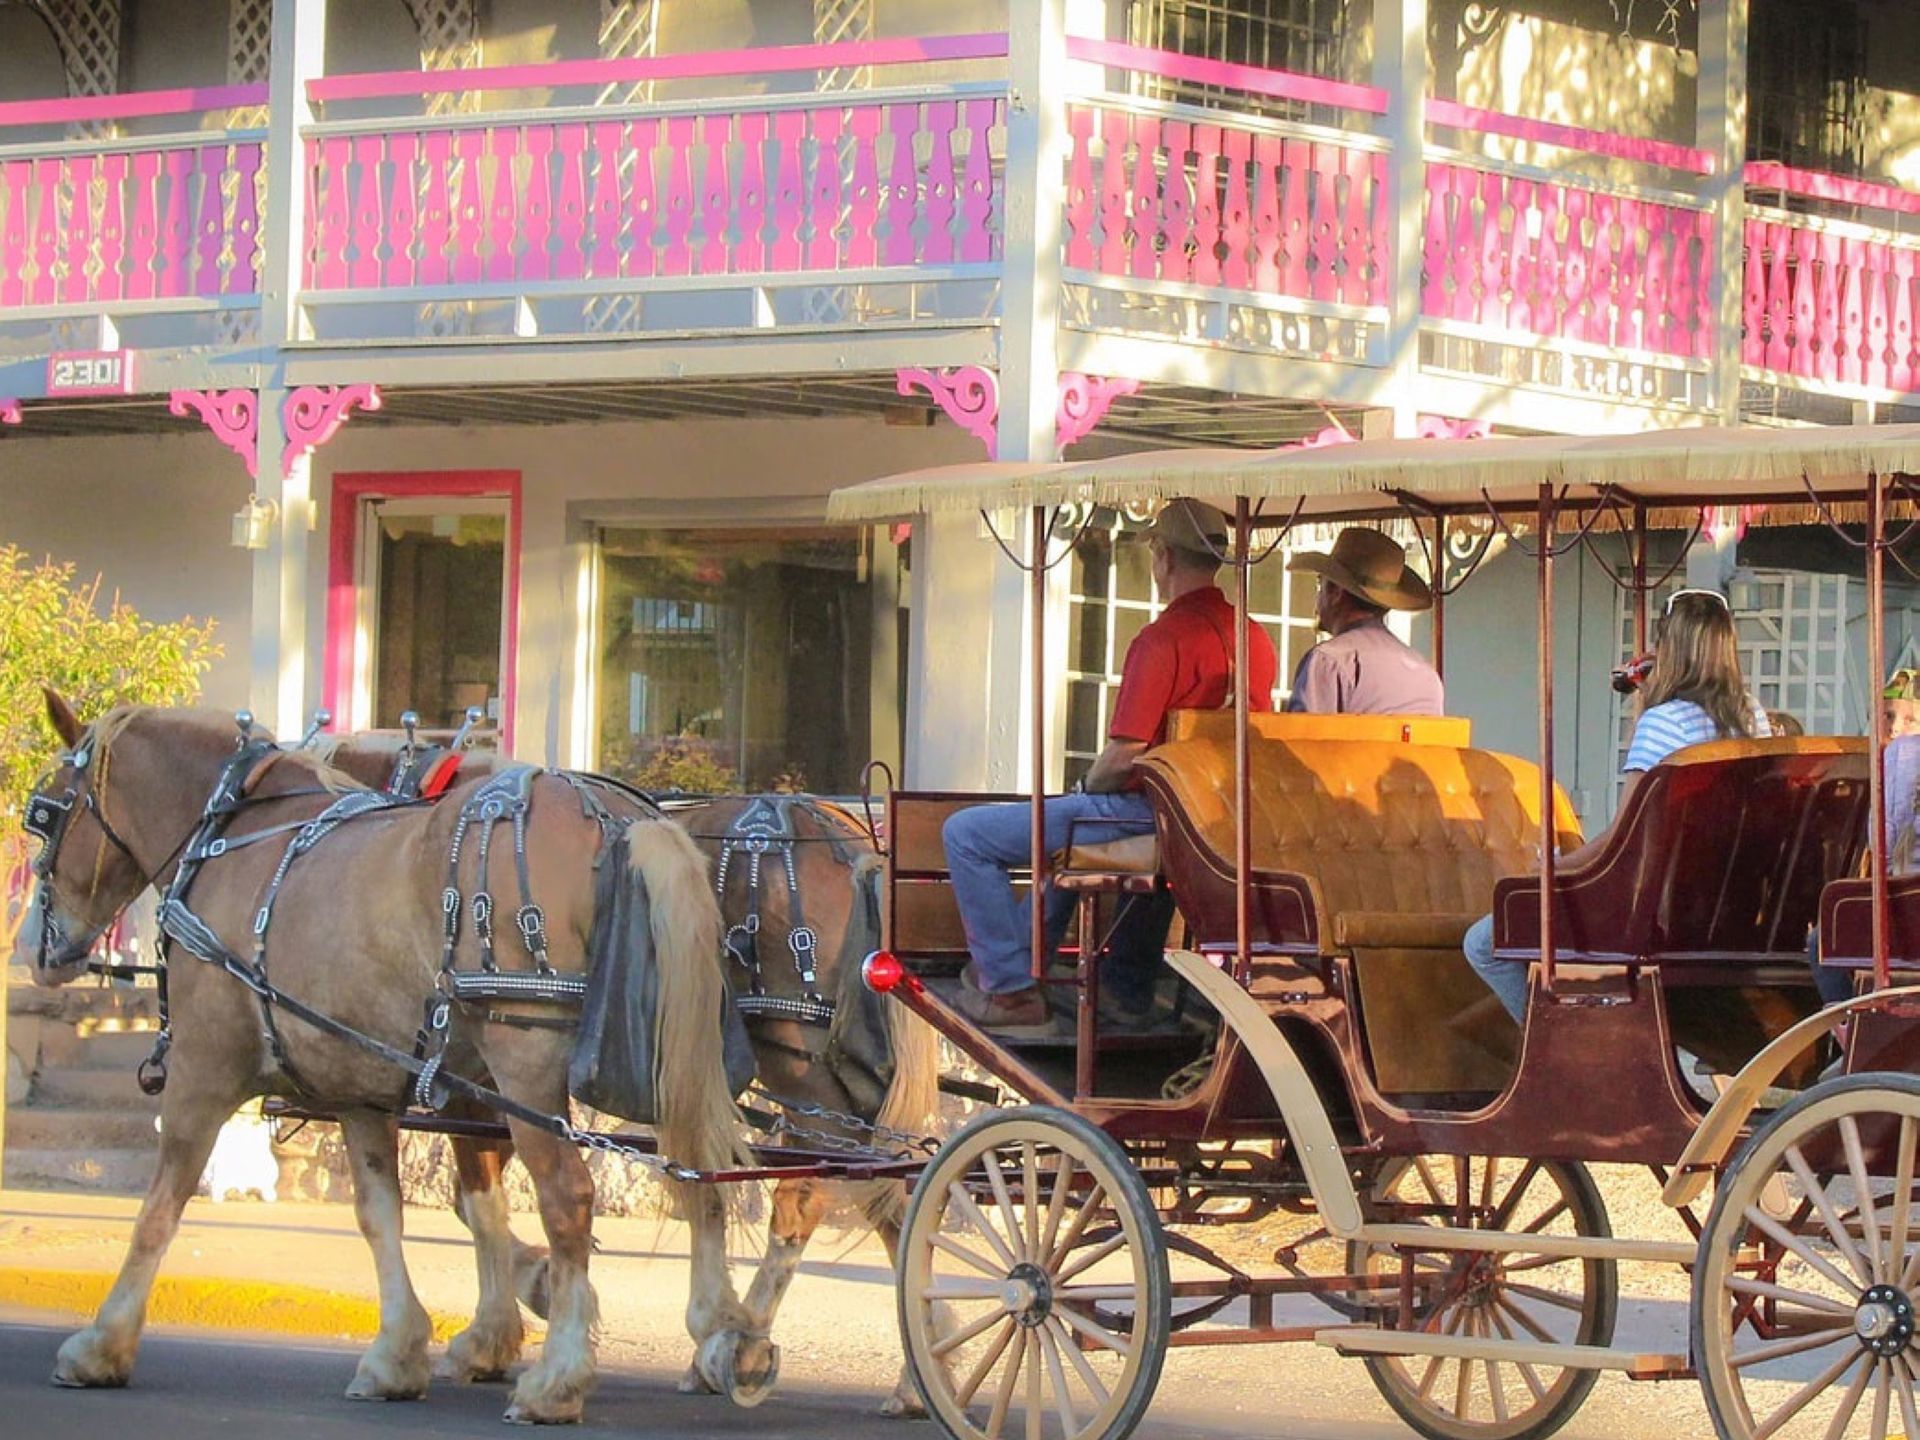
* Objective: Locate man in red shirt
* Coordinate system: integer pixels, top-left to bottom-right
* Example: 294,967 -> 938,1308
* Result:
944,499 -> 1279,1033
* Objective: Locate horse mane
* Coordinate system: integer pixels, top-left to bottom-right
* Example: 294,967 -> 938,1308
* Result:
97,705 -> 358,794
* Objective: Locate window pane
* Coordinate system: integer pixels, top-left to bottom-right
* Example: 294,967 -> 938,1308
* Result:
1067,680 -> 1103,756
597,527 -> 888,793
1114,535 -> 1154,602
1248,553 -> 1288,612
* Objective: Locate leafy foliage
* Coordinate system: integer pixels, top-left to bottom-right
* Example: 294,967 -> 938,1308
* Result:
0,545 -> 222,821
2,547 -> 221,955
601,734 -> 741,796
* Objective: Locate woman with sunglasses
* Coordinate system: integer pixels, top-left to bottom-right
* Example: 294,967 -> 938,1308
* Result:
1464,589 -> 1770,1024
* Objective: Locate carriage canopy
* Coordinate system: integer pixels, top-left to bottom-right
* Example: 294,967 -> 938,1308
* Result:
826,421 -> 1920,524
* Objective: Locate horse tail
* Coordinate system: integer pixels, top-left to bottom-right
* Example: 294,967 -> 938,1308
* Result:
624,817 -> 751,1177
859,852 -> 939,1144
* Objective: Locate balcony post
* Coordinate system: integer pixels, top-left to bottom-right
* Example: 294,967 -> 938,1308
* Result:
1697,0 -> 1749,424
998,0 -> 1069,792
251,0 -> 327,735
1372,0 -> 1430,435
905,0 -> 1068,793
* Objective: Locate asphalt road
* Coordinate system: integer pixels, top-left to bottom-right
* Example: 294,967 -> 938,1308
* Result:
0,1316 -> 1280,1440
0,1300 -> 1750,1440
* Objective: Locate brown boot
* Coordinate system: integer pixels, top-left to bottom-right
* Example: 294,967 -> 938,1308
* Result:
953,980 -> 1055,1038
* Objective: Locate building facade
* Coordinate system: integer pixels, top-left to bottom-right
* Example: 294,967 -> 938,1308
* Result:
2,0 -> 1918,821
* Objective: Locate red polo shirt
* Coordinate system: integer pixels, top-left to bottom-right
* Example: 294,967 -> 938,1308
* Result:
1108,587 -> 1278,746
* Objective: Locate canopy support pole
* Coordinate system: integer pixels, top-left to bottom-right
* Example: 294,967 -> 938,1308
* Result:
1632,500 -> 1649,656
1537,482 -> 1559,997
1029,504 -> 1048,986
1869,473 -> 1890,992
1430,513 -> 1446,679
1235,498 -> 1253,983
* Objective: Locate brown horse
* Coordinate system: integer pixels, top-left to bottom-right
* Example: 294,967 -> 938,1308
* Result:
16,695 -> 749,1424
318,736 -> 939,1414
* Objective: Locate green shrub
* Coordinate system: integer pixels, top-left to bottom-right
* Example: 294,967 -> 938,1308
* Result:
2,546 -> 222,946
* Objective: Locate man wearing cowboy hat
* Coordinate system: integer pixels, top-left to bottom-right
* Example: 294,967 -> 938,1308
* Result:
942,499 -> 1278,1035
1285,527 -> 1444,715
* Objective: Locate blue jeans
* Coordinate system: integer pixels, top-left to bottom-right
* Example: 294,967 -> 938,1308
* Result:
942,792 -> 1156,995
1464,912 -> 1528,1023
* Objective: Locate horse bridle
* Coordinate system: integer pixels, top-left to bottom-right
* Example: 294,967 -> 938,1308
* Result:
22,733 -> 150,969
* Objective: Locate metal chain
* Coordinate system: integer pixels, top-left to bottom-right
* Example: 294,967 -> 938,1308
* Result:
747,1084 -> 940,1159
560,1118 -> 704,1184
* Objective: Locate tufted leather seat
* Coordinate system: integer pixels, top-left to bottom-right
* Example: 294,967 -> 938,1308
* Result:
1135,735 -> 1583,1097
1137,737 -> 1581,951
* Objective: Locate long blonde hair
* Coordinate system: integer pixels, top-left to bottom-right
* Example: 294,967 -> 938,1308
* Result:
1641,591 -> 1755,739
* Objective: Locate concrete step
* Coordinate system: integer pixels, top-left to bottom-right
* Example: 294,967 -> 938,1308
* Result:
30,1067 -> 162,1110
6,1106 -> 161,1150
1,1145 -> 155,1195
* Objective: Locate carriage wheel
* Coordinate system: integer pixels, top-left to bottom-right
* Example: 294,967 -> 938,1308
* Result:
897,1106 -> 1171,1440
1347,1156 -> 1618,1440
1695,1075 -> 1920,1440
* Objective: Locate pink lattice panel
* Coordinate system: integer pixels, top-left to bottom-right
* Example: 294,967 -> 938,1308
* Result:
1742,216 -> 1920,395
304,95 -> 1006,289
1419,162 -> 1712,360
1064,104 -> 1387,308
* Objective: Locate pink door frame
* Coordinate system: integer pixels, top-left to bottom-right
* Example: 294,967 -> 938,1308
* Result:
325,470 -> 523,749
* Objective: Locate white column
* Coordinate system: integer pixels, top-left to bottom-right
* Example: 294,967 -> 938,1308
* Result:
995,0 -> 1069,791
250,0 -> 326,735
1697,0 -> 1749,425
906,0 -> 1070,791
1372,0 -> 1429,434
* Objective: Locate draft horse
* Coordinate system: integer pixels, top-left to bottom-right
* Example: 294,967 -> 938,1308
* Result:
16,694 -> 747,1424
323,734 -> 940,1414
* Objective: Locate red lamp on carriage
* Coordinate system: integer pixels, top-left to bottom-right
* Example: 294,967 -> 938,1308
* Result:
861,949 -> 913,995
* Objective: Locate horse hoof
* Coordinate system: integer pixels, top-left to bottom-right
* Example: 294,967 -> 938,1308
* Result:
880,1390 -> 927,1420
502,1399 -> 583,1425
51,1329 -> 130,1389
439,1327 -> 521,1384
346,1356 -> 429,1401
676,1360 -> 717,1396
696,1330 -> 780,1410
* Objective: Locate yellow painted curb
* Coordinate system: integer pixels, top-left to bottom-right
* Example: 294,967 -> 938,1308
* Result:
0,1268 -> 462,1344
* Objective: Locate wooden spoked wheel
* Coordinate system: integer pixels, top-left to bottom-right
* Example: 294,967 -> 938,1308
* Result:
1695,1075 -> 1920,1440
897,1107 -> 1171,1440
1348,1156 -> 1618,1440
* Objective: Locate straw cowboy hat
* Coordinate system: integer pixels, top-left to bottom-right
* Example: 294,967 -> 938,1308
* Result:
1144,498 -> 1230,558
1288,527 -> 1433,611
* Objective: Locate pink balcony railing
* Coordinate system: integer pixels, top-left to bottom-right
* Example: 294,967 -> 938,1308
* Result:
1742,162 -> 1920,398
301,37 -> 1007,295
1061,38 -> 1390,312
1420,101 -> 1717,362
0,85 -> 267,310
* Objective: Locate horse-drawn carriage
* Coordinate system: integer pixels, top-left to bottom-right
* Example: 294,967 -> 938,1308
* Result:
823,423 -> 1920,1440
19,423 -> 1920,1440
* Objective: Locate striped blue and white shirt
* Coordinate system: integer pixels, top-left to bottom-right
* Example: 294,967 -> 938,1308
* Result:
1623,696 -> 1772,773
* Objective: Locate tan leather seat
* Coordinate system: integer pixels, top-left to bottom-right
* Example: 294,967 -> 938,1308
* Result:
1136,735 -> 1582,1097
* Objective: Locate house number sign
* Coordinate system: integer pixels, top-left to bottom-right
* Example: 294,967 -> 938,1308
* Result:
47,350 -> 135,396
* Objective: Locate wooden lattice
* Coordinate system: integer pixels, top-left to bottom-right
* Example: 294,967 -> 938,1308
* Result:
599,0 -> 657,103
226,0 -> 270,127
802,0 -> 875,325
813,0 -> 873,92
584,0 -> 660,333
26,0 -> 121,139
403,0 -> 479,116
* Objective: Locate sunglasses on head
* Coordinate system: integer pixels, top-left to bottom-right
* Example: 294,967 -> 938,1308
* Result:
1663,588 -> 1730,618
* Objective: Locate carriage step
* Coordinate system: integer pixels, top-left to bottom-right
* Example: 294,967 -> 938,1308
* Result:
1357,1223 -> 1696,1265
1317,1327 -> 1687,1377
